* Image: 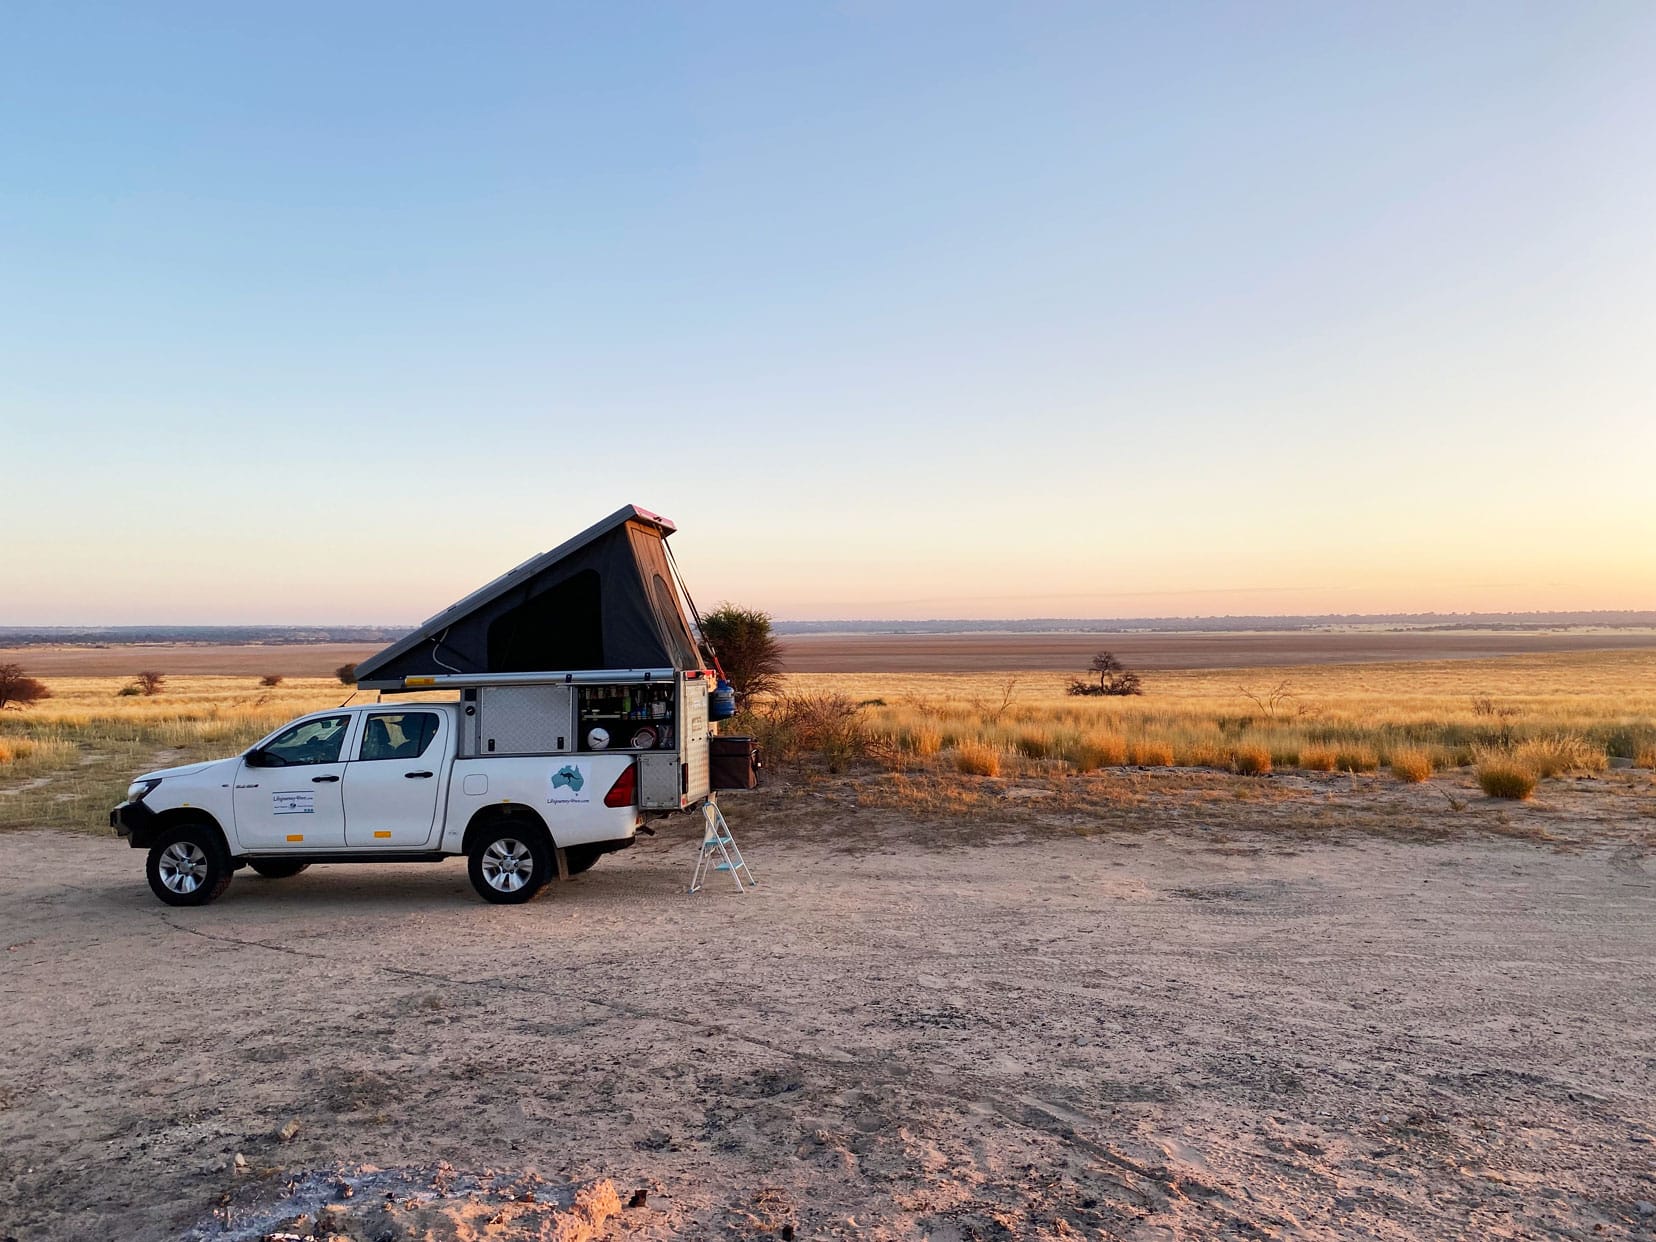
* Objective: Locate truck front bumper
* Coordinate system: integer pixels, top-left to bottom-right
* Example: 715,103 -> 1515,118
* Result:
110,799 -> 160,847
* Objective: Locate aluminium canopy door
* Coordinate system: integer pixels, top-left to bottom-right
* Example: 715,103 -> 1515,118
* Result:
354,506 -> 703,690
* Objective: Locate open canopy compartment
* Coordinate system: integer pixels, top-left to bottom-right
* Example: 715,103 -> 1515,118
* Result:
354,505 -> 702,690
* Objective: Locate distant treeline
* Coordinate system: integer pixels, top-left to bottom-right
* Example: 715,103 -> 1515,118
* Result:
5,611 -> 1654,647
0,625 -> 406,646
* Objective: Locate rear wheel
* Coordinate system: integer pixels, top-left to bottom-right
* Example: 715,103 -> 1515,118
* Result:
468,824 -> 550,904
248,860 -> 310,880
146,825 -> 233,907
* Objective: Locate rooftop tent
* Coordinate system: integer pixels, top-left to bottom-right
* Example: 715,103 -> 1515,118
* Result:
354,505 -> 704,689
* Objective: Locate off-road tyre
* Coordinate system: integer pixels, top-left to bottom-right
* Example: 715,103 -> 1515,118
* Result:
468,823 -> 550,904
146,823 -> 233,907
248,860 -> 311,879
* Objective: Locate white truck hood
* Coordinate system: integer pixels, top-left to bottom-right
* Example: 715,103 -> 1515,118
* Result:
137,756 -> 241,783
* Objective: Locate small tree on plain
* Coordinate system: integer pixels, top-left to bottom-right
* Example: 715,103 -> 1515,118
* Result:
135,671 -> 166,696
0,664 -> 51,710
699,603 -> 784,706
335,663 -> 358,686
1067,651 -> 1143,697
259,673 -> 284,688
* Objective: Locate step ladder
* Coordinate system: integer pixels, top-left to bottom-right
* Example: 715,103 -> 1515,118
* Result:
690,796 -> 756,894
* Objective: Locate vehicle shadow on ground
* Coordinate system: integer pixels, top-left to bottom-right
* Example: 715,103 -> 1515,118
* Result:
90,855 -> 697,915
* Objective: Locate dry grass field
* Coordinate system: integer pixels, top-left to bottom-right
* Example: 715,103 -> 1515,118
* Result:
4,649 -> 1655,833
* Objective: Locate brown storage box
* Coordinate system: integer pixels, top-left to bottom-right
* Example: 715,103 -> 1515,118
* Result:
709,735 -> 761,790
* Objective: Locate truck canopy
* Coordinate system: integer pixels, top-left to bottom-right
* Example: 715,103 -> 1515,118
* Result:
354,505 -> 703,690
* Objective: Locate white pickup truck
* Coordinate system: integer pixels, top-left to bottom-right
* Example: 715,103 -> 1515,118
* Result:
111,669 -> 721,906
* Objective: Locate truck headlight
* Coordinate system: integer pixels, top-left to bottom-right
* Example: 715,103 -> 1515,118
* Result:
126,778 -> 162,802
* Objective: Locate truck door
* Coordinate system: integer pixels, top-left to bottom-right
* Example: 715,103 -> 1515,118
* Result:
232,714 -> 352,850
342,709 -> 447,848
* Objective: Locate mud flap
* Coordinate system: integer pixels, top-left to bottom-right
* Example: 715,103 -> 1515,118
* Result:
554,845 -> 570,881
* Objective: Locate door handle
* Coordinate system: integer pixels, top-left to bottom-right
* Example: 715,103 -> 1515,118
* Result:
405,770 -> 434,779
311,775 -> 340,783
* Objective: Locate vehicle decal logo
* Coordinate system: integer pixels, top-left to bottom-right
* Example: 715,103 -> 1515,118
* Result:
548,764 -> 591,805
273,791 -> 316,815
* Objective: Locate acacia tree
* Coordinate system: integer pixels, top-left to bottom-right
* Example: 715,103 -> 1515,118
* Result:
1067,650 -> 1143,697
335,663 -> 358,686
1090,651 -> 1143,696
699,604 -> 784,706
0,664 -> 51,710
135,671 -> 166,696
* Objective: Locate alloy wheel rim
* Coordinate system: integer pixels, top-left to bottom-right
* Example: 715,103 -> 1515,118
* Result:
159,842 -> 208,894
481,838 -> 533,892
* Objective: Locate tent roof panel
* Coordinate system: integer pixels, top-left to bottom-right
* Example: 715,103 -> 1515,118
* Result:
354,504 -> 677,684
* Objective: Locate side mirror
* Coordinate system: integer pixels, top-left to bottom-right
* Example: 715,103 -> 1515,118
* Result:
244,749 -> 271,768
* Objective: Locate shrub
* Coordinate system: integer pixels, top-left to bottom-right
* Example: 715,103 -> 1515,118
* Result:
755,694 -> 869,772
699,604 -> 784,706
259,673 -> 284,688
1300,746 -> 1338,772
335,663 -> 358,685
116,685 -> 142,697
1389,748 -> 1434,784
0,664 -> 51,710
1478,757 -> 1537,800
956,742 -> 1001,777
1129,740 -> 1174,767
135,671 -> 165,696
1231,745 -> 1272,776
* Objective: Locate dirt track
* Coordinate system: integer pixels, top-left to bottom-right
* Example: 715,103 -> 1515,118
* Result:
3,781 -> 1655,1240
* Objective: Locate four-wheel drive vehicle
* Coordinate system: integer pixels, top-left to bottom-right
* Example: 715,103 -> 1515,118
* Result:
112,674 -> 708,906
112,505 -> 759,907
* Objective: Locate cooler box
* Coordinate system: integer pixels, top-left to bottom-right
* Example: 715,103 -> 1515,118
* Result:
709,735 -> 762,790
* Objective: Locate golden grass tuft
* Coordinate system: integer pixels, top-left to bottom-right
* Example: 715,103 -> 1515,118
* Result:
1335,746 -> 1379,773
1636,744 -> 1656,770
1299,746 -> 1338,772
955,742 -> 1002,777
1511,734 -> 1608,779
1230,744 -> 1272,776
1388,747 -> 1434,784
1477,756 -> 1538,800
1071,731 -> 1127,771
907,726 -> 943,757
1128,739 -> 1174,767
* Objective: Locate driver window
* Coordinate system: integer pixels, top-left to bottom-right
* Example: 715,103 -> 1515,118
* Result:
260,715 -> 351,766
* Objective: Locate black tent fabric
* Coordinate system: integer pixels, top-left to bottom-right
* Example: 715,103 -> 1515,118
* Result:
354,506 -> 703,688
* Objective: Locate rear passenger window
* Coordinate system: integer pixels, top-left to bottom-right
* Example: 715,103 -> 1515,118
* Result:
358,712 -> 440,761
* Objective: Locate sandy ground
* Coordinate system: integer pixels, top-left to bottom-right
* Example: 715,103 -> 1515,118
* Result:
9,628 -> 1656,678
3,778 -> 1655,1240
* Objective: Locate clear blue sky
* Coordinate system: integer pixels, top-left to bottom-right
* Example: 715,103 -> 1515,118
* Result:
5,3 -> 1654,623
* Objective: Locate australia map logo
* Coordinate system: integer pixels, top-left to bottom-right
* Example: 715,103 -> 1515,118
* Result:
548,764 -> 589,803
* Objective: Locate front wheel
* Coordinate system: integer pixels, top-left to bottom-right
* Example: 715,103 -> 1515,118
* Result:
248,860 -> 310,880
147,825 -> 233,907
468,824 -> 550,904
